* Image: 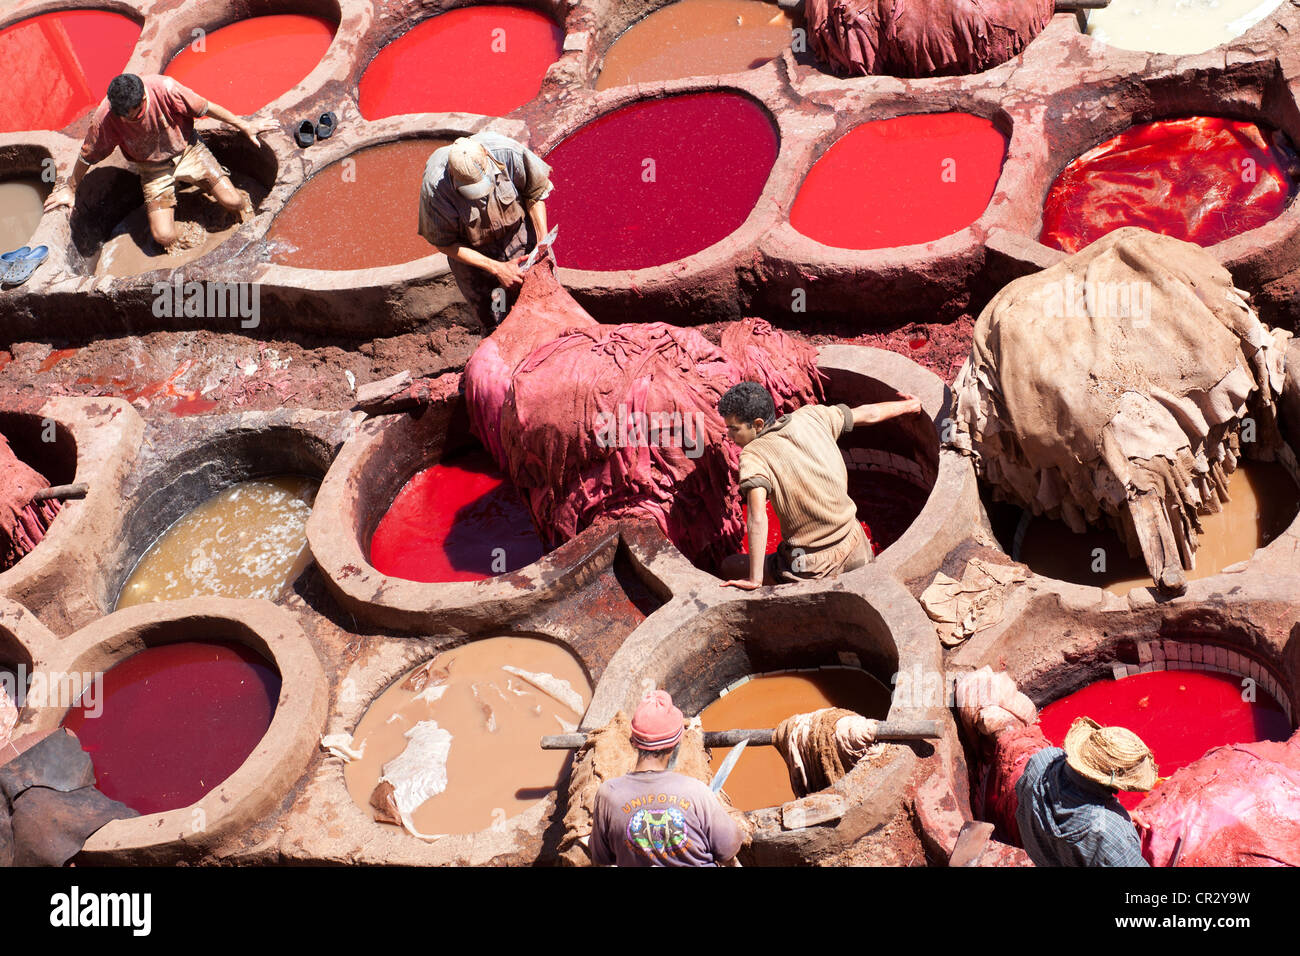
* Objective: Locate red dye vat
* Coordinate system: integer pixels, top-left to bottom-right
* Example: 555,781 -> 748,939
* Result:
359,6 -> 563,119
790,113 -> 1007,249
165,15 -> 335,115
62,641 -> 280,815
370,448 -> 546,582
0,11 -> 140,133
1037,667 -> 1293,810
545,92 -> 778,270
741,501 -> 880,557
1041,117 -> 1300,253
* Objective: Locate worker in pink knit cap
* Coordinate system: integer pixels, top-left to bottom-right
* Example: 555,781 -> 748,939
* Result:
591,690 -> 743,867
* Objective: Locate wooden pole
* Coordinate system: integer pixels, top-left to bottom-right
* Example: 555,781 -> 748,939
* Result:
31,483 -> 88,502
541,719 -> 941,750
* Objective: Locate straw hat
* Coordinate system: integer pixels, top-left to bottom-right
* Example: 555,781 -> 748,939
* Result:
1063,716 -> 1158,792
448,138 -> 500,199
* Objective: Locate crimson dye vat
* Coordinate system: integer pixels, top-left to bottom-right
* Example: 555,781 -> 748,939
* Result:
369,448 -> 546,582
358,6 -> 563,119
266,138 -> 451,270
1041,116 -> 1300,253
164,14 -> 335,115
0,10 -> 140,133
545,92 -> 779,270
1037,667 -> 1293,810
790,113 -> 1008,249
62,641 -> 281,814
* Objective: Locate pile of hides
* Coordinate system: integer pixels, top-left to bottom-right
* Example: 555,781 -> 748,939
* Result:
1133,731 -> 1300,867
920,557 -> 1028,647
805,0 -> 1055,77
952,228 -> 1293,592
558,711 -> 748,866
0,729 -> 137,866
0,432 -> 61,570
773,707 -> 883,797
466,260 -> 824,568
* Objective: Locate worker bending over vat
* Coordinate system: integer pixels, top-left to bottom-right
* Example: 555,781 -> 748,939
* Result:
419,133 -> 553,329
717,381 -> 924,588
957,668 -> 1155,867
45,73 -> 273,252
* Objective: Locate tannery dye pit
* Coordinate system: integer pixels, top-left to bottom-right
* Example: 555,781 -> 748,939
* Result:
265,138 -> 452,271
344,636 -> 589,835
116,476 -> 318,608
699,668 -> 892,811
4,0 -> 1300,881
62,639 -> 280,815
369,448 -> 546,583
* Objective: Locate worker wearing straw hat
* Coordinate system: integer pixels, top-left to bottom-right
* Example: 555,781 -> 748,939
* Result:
1015,716 -> 1157,867
419,133 -> 553,329
590,691 -> 743,867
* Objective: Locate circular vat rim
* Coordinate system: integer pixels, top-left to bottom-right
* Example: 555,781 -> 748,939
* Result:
15,595 -> 329,863
583,575 -> 945,863
0,398 -> 144,638
288,629 -> 591,865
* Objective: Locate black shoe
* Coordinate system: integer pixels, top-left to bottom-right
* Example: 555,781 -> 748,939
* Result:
295,120 -> 316,149
316,111 -> 337,140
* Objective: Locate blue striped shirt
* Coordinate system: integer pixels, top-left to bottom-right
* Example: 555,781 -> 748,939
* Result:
1015,747 -> 1149,867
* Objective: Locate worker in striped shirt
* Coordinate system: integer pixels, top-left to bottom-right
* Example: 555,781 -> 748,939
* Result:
717,381 -> 923,589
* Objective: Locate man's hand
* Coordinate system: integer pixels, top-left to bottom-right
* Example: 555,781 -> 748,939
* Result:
238,118 -> 277,144
494,258 -> 525,289
720,578 -> 763,591
44,186 -> 74,212
896,392 -> 924,415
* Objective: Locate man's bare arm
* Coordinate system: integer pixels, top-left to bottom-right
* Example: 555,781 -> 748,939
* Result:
204,102 -> 277,144
43,158 -> 92,211
850,394 -> 924,427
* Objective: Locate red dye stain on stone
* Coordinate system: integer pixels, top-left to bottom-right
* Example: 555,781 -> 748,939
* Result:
37,348 -> 78,373
1037,667 -> 1293,810
0,11 -> 140,133
545,92 -> 778,270
266,138 -> 449,270
62,641 -> 280,815
790,113 -> 1007,250
1041,117 -> 1300,253
165,15 -> 335,115
370,448 -> 545,582
359,6 -> 563,119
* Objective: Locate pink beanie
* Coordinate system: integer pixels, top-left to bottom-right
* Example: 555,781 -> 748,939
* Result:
631,690 -> 684,751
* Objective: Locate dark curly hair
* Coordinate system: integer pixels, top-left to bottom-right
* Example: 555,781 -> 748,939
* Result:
107,74 -> 145,117
718,381 -> 775,424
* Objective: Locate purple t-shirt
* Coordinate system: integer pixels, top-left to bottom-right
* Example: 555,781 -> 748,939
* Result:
591,770 -> 743,867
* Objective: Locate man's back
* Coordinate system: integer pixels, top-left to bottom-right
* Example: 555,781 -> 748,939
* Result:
1015,747 -> 1149,867
738,403 -> 858,552
591,769 -> 742,866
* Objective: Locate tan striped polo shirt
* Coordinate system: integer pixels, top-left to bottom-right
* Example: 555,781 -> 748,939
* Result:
737,403 -> 858,552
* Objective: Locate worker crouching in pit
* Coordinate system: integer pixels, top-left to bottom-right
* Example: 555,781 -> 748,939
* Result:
718,381 -> 924,588
419,133 -> 553,330
957,668 -> 1155,867
45,74 -> 272,253
589,692 -> 744,867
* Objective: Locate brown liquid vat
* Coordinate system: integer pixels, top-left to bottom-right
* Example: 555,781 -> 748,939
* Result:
12,596 -> 329,864
0,399 -> 144,638
4,1 -> 1300,337
101,408 -> 352,616
584,585 -> 947,865
279,631 -> 592,866
913,591 -> 1300,866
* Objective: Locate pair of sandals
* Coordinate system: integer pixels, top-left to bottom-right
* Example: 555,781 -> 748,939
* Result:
295,111 -> 338,149
0,245 -> 48,287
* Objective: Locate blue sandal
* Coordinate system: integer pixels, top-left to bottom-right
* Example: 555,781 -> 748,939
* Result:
2,245 -> 48,286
